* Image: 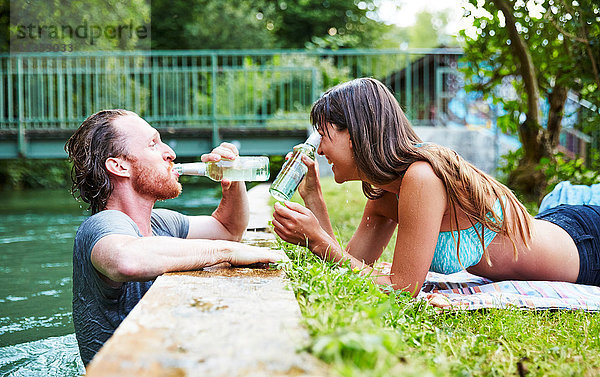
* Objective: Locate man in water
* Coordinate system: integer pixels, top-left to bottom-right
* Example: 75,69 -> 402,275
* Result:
65,109 -> 286,365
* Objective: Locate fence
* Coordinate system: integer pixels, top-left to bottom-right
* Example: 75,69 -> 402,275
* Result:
0,48 -> 594,159
0,48 -> 463,156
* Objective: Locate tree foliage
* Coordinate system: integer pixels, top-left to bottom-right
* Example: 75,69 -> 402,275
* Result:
150,0 -> 276,50
460,0 -> 600,200
0,0 -> 449,52
6,0 -> 150,52
0,0 -> 8,52
150,0 -> 392,50
269,0 -> 391,49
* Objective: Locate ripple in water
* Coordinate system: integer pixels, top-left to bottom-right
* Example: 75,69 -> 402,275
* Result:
0,334 -> 84,377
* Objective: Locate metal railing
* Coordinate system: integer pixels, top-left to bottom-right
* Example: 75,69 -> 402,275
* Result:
0,48 -> 462,137
1,48 -> 592,160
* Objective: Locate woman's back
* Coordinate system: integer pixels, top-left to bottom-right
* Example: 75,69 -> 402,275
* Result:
467,217 -> 579,282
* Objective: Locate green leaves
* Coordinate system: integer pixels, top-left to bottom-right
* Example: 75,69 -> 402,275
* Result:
538,152 -> 600,191
0,159 -> 72,190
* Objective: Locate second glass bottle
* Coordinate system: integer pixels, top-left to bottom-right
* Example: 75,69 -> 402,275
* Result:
269,132 -> 322,201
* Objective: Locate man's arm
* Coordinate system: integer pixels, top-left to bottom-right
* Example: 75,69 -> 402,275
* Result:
186,181 -> 249,241
186,142 -> 249,241
91,234 -> 287,283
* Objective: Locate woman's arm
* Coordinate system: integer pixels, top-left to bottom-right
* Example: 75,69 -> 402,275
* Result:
296,154 -> 335,239
296,155 -> 399,263
387,162 -> 447,295
272,198 -> 396,264
272,201 -> 394,285
273,160 -> 447,297
344,195 -> 399,264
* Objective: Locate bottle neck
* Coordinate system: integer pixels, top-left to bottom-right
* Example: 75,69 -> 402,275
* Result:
173,162 -> 207,176
305,132 -> 322,149
293,143 -> 316,158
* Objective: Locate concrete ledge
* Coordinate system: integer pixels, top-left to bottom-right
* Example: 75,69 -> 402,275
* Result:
85,185 -> 326,376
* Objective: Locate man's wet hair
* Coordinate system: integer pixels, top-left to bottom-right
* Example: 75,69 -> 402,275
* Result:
65,109 -> 133,214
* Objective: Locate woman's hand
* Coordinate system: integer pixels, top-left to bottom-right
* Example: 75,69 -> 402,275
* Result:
297,154 -> 322,201
272,201 -> 325,248
280,152 -> 335,241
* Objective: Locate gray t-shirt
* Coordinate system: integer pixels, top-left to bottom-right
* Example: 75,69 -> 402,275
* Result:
72,209 -> 189,365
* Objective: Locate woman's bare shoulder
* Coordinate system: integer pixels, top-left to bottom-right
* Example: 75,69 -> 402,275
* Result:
403,161 -> 441,186
398,161 -> 446,212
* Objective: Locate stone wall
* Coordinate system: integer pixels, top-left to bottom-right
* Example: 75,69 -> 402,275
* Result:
316,126 -> 518,177
414,126 -> 516,175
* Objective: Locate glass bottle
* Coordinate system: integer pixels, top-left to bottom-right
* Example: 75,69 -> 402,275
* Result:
269,132 -> 322,201
173,156 -> 270,182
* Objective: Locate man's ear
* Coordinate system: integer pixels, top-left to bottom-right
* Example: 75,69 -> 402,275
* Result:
105,157 -> 131,178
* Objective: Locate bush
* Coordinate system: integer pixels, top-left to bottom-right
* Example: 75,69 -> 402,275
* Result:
538,151 -> 600,192
498,148 -> 600,200
0,159 -> 72,190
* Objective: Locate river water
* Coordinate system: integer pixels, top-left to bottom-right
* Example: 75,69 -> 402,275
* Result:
0,185 -> 220,376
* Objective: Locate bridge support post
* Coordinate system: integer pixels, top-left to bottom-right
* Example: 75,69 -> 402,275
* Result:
16,57 -> 27,157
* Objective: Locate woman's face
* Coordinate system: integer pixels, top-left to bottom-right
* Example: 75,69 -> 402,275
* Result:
317,125 -> 360,183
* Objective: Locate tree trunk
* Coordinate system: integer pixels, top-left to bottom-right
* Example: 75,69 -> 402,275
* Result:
492,0 -> 541,127
546,84 -> 568,149
507,118 -> 548,202
508,86 -> 568,202
493,0 -> 547,201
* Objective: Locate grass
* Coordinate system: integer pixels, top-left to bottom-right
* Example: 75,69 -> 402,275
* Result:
275,178 -> 600,376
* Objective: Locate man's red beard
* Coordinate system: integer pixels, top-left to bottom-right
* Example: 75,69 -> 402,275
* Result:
129,158 -> 182,201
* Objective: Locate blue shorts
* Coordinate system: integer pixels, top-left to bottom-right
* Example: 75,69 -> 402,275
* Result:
535,205 -> 600,286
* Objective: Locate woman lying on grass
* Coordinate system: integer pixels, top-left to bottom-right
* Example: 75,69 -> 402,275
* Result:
272,77 -> 600,296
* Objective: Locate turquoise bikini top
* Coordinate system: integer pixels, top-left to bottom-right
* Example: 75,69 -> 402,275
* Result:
413,142 -> 504,274
429,199 -> 503,274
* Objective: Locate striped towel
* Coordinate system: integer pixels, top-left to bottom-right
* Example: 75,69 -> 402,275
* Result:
375,263 -> 600,311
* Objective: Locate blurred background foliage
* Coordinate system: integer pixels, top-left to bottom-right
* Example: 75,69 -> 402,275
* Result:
0,0 -> 453,53
0,0 -> 454,191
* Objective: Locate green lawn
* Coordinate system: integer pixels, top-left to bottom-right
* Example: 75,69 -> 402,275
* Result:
276,178 -> 600,376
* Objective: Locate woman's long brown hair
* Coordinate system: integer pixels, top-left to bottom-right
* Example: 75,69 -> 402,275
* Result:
310,78 -> 531,264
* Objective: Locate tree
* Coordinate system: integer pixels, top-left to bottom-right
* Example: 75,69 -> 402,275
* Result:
460,0 -> 600,200
150,0 -> 394,50
0,0 -> 8,52
151,0 -> 276,50
269,0 -> 391,49
409,11 -> 450,48
3,0 -> 150,52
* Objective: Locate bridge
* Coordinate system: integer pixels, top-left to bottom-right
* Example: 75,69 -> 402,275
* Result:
0,48 -> 463,158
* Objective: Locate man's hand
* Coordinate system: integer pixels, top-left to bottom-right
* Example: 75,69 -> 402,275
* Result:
201,142 -> 239,162
189,142 -> 248,241
228,242 -> 289,266
201,142 -> 239,190
92,235 -> 289,283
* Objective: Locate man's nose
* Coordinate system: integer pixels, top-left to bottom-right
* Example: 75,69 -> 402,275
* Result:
164,144 -> 176,161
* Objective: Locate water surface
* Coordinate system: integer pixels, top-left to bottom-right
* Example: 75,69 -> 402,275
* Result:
0,185 -> 220,376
